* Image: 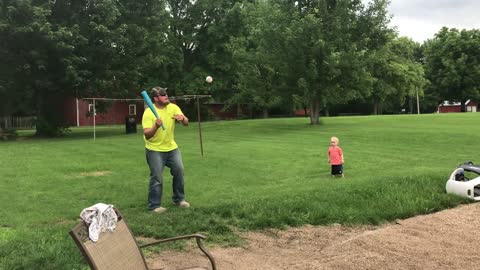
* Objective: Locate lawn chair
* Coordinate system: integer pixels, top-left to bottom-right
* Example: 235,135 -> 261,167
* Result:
69,208 -> 217,270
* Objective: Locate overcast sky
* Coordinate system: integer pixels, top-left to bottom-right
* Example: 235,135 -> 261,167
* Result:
363,0 -> 480,43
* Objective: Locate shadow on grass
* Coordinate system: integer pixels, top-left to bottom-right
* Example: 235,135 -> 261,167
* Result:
14,125 -> 140,142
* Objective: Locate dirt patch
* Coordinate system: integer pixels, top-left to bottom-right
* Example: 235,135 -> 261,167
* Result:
147,203 -> 480,270
77,171 -> 111,177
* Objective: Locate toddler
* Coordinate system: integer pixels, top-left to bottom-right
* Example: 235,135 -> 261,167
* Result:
328,136 -> 344,177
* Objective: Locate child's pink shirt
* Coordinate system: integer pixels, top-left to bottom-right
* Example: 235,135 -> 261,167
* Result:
328,146 -> 343,165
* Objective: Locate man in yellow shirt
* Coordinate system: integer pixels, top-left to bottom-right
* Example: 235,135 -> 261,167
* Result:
142,87 -> 190,214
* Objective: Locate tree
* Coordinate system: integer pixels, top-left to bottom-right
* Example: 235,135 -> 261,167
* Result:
113,0 -> 175,91
424,27 -> 480,112
367,36 -> 427,114
0,0 -> 75,135
165,0 -> 246,96
0,0 -> 173,135
279,0 -> 392,124
51,0 -> 173,97
225,1 -> 287,118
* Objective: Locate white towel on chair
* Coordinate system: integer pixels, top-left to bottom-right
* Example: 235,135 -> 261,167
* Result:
80,203 -> 118,242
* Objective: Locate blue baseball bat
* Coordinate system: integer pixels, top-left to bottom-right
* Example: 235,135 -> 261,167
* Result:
141,90 -> 165,130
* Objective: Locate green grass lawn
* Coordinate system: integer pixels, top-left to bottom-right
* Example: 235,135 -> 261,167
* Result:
1,113 -> 478,269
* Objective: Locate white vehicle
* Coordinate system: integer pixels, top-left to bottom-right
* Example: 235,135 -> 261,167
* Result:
446,162 -> 480,201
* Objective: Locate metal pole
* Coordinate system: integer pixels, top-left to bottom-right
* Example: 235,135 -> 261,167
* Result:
93,99 -> 96,141
196,96 -> 204,157
416,88 -> 420,115
76,98 -> 80,127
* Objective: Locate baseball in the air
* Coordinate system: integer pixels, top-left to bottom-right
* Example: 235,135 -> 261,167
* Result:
206,76 -> 213,83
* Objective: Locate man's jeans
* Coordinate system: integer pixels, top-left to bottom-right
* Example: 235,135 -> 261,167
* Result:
146,148 -> 185,210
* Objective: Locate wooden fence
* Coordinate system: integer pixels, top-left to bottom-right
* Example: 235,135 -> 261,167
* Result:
0,116 -> 36,129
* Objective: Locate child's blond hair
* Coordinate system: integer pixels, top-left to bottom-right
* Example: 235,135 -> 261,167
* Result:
330,136 -> 339,144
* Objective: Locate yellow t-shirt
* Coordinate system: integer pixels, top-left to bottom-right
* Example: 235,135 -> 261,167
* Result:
142,103 -> 184,152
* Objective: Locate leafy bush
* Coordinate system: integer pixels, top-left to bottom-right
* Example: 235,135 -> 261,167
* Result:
35,119 -> 70,137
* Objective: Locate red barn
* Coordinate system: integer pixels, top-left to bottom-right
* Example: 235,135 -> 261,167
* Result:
437,100 -> 478,113
294,108 -> 310,116
63,97 -> 145,127
204,102 -> 250,120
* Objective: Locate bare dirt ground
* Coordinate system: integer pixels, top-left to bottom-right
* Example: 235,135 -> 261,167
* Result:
147,203 -> 480,270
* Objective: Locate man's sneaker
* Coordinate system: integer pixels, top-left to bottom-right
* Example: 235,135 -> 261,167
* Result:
152,207 -> 167,214
176,201 -> 190,208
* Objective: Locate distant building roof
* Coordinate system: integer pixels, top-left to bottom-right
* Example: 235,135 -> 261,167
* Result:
439,99 -> 473,106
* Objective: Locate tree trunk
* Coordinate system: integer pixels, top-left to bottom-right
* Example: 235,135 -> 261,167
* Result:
408,96 -> 413,114
34,90 -> 67,137
309,98 -> 321,125
373,101 -> 379,115
182,45 -> 195,72
34,89 -> 45,136
262,108 -> 268,118
236,103 -> 241,119
461,99 -> 466,112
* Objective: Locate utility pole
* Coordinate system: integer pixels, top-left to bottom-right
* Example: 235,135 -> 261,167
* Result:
416,88 -> 420,115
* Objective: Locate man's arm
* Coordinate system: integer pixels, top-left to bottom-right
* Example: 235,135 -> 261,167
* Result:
144,119 -> 163,139
173,114 -> 189,126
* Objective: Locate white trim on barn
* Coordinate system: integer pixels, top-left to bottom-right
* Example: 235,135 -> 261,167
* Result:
129,104 -> 137,115
439,99 -> 472,107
